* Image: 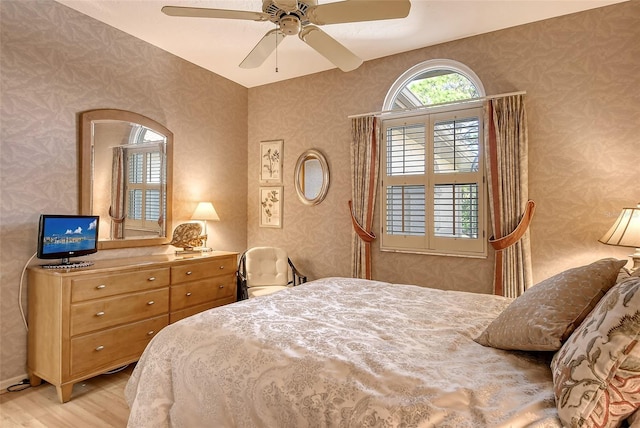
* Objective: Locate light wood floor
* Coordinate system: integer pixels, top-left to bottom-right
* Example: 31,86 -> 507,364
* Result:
0,365 -> 133,427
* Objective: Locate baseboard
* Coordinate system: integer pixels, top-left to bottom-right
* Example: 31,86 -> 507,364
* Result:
0,373 -> 29,394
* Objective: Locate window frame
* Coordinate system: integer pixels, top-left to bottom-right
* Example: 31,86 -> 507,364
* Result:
380,60 -> 487,258
384,59 -> 486,112
124,126 -> 166,234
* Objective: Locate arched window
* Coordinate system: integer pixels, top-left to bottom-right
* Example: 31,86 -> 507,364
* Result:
384,59 -> 485,111
380,60 -> 486,257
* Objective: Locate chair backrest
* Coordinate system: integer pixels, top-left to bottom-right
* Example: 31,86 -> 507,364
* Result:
244,247 -> 289,287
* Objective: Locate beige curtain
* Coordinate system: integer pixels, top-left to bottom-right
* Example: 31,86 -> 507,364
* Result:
485,95 -> 534,297
349,116 -> 380,279
109,147 -> 126,239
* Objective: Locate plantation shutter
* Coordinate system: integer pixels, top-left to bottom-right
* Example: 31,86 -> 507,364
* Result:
381,107 -> 485,256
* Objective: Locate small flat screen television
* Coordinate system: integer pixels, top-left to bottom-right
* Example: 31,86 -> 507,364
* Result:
37,214 -> 99,268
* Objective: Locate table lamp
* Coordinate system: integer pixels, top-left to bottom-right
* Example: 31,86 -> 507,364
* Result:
599,203 -> 640,271
191,202 -> 220,251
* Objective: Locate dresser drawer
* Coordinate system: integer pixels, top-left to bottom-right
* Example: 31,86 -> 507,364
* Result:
71,268 -> 170,302
169,297 -> 235,323
170,277 -> 235,311
71,288 -> 169,336
171,256 -> 236,284
70,315 -> 168,376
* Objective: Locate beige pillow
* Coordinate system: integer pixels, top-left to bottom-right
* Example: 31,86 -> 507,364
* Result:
474,258 -> 626,351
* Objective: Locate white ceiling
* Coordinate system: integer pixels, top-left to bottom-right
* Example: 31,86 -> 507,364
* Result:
54,0 -> 625,88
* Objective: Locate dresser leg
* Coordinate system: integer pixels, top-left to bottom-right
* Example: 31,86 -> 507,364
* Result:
56,383 -> 74,403
28,371 -> 42,387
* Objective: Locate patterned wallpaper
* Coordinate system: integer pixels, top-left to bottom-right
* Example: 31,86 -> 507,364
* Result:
0,1 -> 248,383
1,0 -> 639,386
247,1 -> 639,288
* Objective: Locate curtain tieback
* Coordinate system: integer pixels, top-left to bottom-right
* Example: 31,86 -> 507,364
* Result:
489,200 -> 536,251
108,206 -> 126,224
348,200 -> 376,243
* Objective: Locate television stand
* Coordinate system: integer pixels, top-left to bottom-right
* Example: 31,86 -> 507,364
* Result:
40,258 -> 94,269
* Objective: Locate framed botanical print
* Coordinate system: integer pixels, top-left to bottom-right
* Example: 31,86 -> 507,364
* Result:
259,186 -> 283,228
259,140 -> 283,183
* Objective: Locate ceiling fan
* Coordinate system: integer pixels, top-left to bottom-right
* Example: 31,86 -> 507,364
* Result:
162,0 -> 411,72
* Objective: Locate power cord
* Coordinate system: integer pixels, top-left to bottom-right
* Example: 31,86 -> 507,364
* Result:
6,378 -> 31,393
19,252 -> 37,331
6,253 -> 38,393
104,364 -> 130,374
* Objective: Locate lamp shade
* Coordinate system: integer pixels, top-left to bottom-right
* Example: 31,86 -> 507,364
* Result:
599,205 -> 640,248
191,202 -> 220,221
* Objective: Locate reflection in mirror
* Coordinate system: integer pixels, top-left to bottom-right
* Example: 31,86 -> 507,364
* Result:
303,159 -> 322,200
294,149 -> 330,206
80,109 -> 173,249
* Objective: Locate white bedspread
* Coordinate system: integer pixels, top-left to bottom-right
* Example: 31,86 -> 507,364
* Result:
125,277 -> 561,427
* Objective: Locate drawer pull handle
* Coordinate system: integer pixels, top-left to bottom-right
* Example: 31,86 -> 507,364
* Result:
96,311 -> 105,317
148,277 -> 156,281
219,285 -> 224,289
147,301 -> 155,305
147,330 -> 155,336
95,345 -> 104,351
219,266 -> 224,269
186,271 -> 193,275
96,285 -> 106,289
186,292 -> 192,297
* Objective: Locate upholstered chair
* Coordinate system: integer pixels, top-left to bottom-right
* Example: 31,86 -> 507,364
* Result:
236,247 -> 306,299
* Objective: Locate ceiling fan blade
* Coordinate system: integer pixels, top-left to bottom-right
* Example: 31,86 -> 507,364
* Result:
272,0 -> 298,13
307,0 -> 411,25
161,6 -> 269,22
240,29 -> 286,69
299,26 -> 363,72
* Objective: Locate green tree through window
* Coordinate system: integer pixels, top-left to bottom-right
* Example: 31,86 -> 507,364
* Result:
408,72 -> 479,105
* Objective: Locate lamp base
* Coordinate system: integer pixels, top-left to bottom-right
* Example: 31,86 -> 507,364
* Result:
630,252 -> 640,272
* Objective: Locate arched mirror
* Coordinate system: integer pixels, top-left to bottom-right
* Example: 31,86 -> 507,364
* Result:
80,109 -> 173,249
294,149 -> 330,205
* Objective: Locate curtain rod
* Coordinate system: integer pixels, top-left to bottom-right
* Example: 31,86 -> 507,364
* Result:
347,90 -> 526,119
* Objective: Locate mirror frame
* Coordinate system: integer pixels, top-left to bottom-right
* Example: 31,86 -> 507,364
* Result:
294,149 -> 330,206
80,109 -> 173,250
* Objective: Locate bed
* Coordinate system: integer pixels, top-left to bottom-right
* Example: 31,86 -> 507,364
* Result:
125,276 -> 563,427
126,256 -> 640,427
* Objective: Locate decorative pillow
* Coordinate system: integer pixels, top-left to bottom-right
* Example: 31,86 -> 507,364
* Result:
475,258 -> 626,351
617,267 -> 640,284
550,277 -> 640,428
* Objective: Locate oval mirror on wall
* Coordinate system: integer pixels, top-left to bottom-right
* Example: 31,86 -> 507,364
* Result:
294,149 -> 330,206
79,109 -> 173,249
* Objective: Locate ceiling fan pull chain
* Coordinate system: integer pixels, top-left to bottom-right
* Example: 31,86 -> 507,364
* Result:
275,23 -> 279,73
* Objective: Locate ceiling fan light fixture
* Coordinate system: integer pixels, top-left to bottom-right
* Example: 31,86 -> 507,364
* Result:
279,15 -> 301,35
270,0 -> 299,14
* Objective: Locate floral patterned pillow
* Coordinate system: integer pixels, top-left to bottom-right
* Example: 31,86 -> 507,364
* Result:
551,277 -> 640,428
617,266 -> 640,284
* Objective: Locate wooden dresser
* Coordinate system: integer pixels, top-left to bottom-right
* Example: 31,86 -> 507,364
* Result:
27,251 -> 237,403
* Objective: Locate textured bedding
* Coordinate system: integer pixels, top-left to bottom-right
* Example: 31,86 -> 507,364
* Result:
125,277 -> 561,427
